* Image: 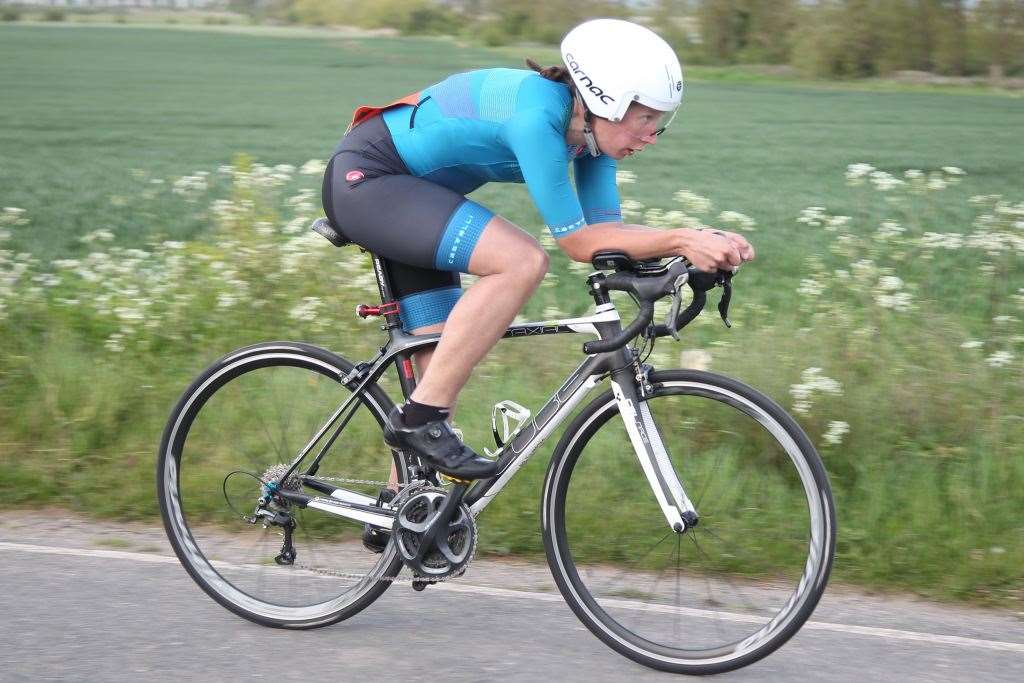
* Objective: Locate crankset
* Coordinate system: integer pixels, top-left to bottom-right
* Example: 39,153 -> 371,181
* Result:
393,484 -> 477,581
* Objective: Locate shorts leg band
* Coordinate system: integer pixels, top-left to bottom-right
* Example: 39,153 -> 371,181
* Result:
398,286 -> 463,331
434,200 -> 494,272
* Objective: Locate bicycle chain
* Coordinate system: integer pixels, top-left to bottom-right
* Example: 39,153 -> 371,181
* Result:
293,477 -> 469,585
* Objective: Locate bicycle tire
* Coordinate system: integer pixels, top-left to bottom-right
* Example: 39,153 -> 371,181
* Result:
542,369 -> 836,674
157,341 -> 407,629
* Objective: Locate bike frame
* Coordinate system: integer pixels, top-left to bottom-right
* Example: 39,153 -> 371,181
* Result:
281,253 -> 698,533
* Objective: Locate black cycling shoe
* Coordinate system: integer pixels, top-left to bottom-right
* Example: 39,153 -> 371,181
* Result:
383,407 -> 499,480
362,488 -> 397,554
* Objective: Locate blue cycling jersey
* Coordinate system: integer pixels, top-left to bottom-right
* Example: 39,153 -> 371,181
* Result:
381,68 -> 623,238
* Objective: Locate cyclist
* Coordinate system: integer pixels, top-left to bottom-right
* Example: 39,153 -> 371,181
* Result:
321,18 -> 754,488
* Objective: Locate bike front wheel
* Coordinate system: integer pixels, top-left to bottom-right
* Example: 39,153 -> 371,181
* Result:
157,341 -> 407,629
542,369 -> 836,675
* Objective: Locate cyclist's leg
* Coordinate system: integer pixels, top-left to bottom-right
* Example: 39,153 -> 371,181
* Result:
410,216 -> 547,406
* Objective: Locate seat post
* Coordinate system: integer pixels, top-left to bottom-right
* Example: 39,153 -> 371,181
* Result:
369,253 -> 403,332
369,253 -> 420,399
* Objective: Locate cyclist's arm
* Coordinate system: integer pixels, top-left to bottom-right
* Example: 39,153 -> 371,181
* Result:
574,153 -> 622,225
503,111 -> 589,238
557,221 -> 695,262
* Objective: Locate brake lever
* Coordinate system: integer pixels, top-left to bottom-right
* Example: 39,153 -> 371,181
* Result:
664,272 -> 689,341
718,280 -> 733,328
675,289 -> 706,329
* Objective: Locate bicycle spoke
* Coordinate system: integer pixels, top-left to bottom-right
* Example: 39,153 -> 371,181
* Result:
160,349 -> 405,627
551,372 -> 834,671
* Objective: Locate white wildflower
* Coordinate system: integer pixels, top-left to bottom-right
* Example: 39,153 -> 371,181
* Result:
615,170 -> 637,185
289,296 -> 322,322
942,166 -> 965,176
797,206 -> 827,228
679,349 -> 712,371
878,275 -> 903,291
2,207 -> 29,227
216,292 -> 237,308
875,220 -> 905,241
965,230 -> 1007,255
673,189 -> 712,214
299,159 -> 326,175
961,340 -> 983,349
283,217 -> 307,235
790,367 -> 843,415
926,173 -> 947,191
32,273 -> 60,287
846,163 -> 875,185
824,215 -> 850,232
904,169 -> 924,180
80,229 -> 115,244
985,351 -> 1014,368
620,199 -> 645,221
823,421 -> 849,446
851,259 -> 877,280
919,232 -> 963,250
161,241 -> 185,250
717,210 -> 756,231
869,170 -> 904,191
969,194 -> 1000,206
875,291 -> 914,312
797,278 -> 825,297
104,333 -> 125,353
993,315 -> 1019,324
172,173 -> 209,201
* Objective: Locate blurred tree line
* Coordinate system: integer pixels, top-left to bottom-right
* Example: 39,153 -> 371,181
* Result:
252,0 -> 1023,78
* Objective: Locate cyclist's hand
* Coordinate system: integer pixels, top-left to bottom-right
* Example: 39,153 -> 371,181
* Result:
678,228 -> 744,272
715,229 -> 755,262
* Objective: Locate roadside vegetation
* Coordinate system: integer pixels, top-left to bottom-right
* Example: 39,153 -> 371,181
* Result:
0,24 -> 1021,608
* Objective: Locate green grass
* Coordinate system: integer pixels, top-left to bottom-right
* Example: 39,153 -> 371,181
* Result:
2,23 -> 1021,268
1,24 -> 1022,607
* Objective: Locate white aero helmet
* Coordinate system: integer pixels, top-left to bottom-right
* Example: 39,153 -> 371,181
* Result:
561,18 -> 683,139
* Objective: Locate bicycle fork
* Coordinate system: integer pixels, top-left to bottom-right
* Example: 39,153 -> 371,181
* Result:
609,369 -> 699,533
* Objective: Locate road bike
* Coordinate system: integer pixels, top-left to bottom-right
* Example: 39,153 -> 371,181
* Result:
157,218 -> 836,675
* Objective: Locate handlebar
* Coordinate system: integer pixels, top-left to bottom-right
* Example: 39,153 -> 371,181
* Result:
582,255 -> 736,355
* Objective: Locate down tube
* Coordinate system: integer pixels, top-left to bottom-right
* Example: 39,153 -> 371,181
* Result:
465,355 -> 606,515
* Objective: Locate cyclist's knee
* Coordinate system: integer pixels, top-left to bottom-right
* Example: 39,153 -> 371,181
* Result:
469,216 -> 548,279
520,245 -> 549,284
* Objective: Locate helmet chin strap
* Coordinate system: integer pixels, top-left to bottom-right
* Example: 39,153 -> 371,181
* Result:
576,90 -> 601,157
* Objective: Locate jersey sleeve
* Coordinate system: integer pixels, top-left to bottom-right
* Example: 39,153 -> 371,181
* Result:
502,111 -> 587,239
574,153 -> 622,225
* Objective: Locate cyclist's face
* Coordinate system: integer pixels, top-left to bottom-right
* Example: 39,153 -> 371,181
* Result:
596,103 -> 668,160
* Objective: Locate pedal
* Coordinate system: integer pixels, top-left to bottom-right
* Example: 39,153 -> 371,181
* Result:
412,579 -> 429,592
485,400 -> 531,458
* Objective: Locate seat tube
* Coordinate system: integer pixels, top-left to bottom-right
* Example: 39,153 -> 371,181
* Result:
608,363 -> 698,532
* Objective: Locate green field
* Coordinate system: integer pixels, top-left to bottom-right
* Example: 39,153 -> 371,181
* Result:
1,24 -> 1022,607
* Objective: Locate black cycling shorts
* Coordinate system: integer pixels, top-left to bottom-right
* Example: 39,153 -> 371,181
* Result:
321,115 -> 494,331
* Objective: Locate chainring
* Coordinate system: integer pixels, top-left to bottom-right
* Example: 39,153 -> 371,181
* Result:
393,486 -> 477,581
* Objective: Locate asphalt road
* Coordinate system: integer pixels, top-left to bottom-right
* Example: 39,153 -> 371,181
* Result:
1,513 -> 1022,682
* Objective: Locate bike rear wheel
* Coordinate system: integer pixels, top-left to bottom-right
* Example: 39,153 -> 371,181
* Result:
157,342 -> 407,629
542,369 -> 835,674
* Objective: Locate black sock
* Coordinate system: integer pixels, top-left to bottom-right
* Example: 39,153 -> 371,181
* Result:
400,399 -> 450,427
